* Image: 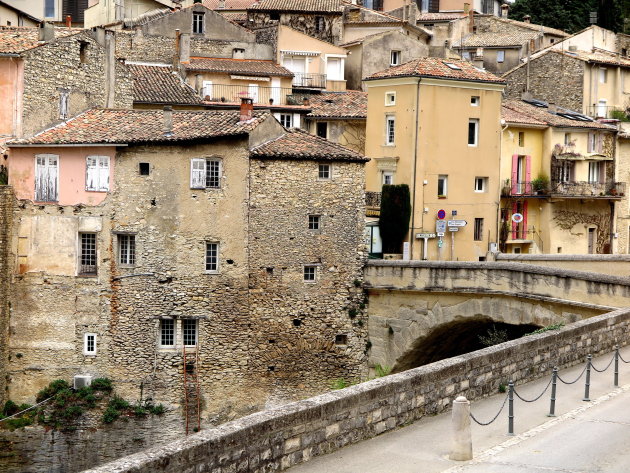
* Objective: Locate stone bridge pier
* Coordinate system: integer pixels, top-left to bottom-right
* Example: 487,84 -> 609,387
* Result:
364,260 -> 630,372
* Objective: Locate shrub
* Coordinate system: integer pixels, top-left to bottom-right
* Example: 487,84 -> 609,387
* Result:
102,407 -> 120,424
36,379 -> 70,403
2,400 -> 19,417
108,396 -> 130,411
149,404 -> 165,416
379,184 -> 411,254
374,364 -> 392,378
90,378 -> 113,393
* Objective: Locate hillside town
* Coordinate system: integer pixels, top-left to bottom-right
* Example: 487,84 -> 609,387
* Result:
0,0 -> 629,471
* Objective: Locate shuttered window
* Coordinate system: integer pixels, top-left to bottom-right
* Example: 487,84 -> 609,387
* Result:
190,158 -> 222,189
35,154 -> 59,202
86,156 -> 110,192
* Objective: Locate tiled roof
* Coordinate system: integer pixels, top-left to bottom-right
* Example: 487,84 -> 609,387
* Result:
306,91 -> 367,119
128,63 -> 202,105
0,26 -> 81,55
248,0 -> 343,13
560,49 -> 630,68
251,128 -> 368,161
499,17 -> 568,37
365,57 -> 505,83
501,105 -> 546,127
184,57 -> 294,77
416,12 -> 467,21
502,100 -> 617,130
203,0 -> 257,8
217,11 -> 248,22
10,109 -> 270,145
453,30 -> 540,48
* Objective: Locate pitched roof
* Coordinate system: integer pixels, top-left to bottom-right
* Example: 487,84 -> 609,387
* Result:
365,57 -> 505,83
128,63 -> 203,105
306,91 -> 367,119
497,17 -> 568,37
501,105 -> 546,127
251,128 -> 368,161
0,26 -> 81,55
453,30 -> 540,48
203,0 -> 257,8
416,12 -> 467,21
184,57 -> 294,77
9,109 -> 271,145
560,49 -> 630,68
502,100 -> 617,130
248,0 -> 343,13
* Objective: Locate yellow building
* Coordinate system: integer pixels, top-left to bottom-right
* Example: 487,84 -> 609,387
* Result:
501,99 -> 621,255
364,57 -> 505,261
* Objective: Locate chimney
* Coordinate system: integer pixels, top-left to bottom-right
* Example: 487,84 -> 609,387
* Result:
104,30 -> 116,108
523,15 -> 531,23
302,97 -> 310,106
547,102 -> 557,114
402,0 -> 408,22
468,6 -> 474,33
218,0 -> 225,8
463,3 -> 470,14
38,22 -> 54,42
173,29 -> 181,67
240,98 -> 253,122
180,33 -> 191,64
473,50 -> 484,69
501,4 -> 508,18
65,15 -> 72,27
163,106 -> 173,135
408,1 -> 416,25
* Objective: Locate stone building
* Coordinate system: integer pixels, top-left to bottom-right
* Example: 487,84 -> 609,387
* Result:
2,106 -> 369,424
128,62 -> 204,108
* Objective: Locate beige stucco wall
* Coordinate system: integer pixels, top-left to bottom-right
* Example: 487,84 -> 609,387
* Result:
184,71 -> 293,104
616,136 -> 630,254
85,0 -> 163,28
0,58 -> 22,139
583,62 -> 630,116
0,4 -> 39,26
550,26 -> 618,55
277,25 -> 347,75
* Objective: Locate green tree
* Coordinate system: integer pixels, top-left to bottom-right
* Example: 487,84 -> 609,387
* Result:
379,184 -> 411,254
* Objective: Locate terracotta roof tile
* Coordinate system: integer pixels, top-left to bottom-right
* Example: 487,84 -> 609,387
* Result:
217,11 -> 248,22
306,91 -> 367,119
128,63 -> 202,105
10,109 -> 270,145
501,105 -> 546,126
502,100 -> 617,130
498,17 -> 568,37
203,0 -> 257,8
248,0 -> 343,13
453,31 -> 540,48
365,57 -> 504,83
560,49 -> 630,68
184,57 -> 294,77
416,12 -> 467,21
251,128 -> 368,161
0,26 -> 81,55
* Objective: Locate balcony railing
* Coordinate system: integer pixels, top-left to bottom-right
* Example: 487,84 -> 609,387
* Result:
586,105 -> 629,120
501,179 -> 626,198
292,72 -> 327,89
201,84 -> 300,106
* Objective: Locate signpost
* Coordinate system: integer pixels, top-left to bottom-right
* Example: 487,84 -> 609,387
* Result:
447,220 -> 467,227
416,233 -> 435,260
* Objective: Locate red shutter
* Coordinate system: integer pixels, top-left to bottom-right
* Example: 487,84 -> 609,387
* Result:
522,201 -> 528,240
511,154 -> 519,194
525,155 -> 532,194
511,201 -> 518,240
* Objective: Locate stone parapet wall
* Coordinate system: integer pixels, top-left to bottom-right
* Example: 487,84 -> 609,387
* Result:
86,306 -> 630,473
0,186 -> 13,404
495,253 -> 630,277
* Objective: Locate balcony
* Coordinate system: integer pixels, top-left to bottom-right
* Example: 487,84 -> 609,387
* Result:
586,105 -> 629,121
202,84 -> 300,106
501,179 -> 626,199
291,72 -> 327,89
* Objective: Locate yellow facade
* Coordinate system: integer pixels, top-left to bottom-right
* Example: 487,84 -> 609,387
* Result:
365,77 -> 504,261
583,62 -> 630,118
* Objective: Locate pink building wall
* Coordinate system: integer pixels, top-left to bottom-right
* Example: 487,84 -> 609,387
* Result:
8,146 -> 116,206
0,57 -> 23,140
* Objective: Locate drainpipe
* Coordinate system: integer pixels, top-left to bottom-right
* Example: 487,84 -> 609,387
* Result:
409,78 -> 421,260
498,119 -> 509,255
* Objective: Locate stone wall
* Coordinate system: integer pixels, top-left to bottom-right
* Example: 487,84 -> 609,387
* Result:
503,51 -> 585,111
496,253 -> 630,276
248,12 -> 342,45
0,186 -> 13,405
85,306 -> 630,473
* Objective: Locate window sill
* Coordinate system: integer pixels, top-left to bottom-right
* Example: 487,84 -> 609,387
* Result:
83,353 -> 97,357
205,271 -> 219,275
468,144 -> 478,148
85,189 -> 108,193
438,196 -> 447,199
77,273 -> 98,278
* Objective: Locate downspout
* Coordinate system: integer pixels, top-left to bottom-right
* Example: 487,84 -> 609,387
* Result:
409,78 -> 421,259
498,119 -> 509,255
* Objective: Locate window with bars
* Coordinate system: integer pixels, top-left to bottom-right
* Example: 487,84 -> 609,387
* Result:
205,242 -> 219,273
318,164 -> 331,180
160,319 -> 175,347
190,158 -> 222,189
386,116 -> 395,145
304,265 -> 317,282
117,234 -> 136,266
308,215 -> 320,230
183,319 -> 198,346
79,233 -> 97,275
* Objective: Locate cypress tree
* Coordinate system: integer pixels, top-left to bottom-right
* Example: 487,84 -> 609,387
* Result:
379,184 -> 411,254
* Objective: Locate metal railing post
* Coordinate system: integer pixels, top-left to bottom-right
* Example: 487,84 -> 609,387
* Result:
548,367 -> 558,417
508,380 -> 514,435
614,346 -> 619,387
583,355 -> 592,401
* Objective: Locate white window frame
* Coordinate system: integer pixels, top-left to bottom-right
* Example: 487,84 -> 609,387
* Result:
588,132 -> 597,153
35,154 -> 59,202
59,90 -> 69,120
192,12 -> 204,34
279,113 -> 292,128
159,319 -> 176,348
471,96 -> 480,106
385,92 -> 396,106
182,319 -> 198,347
390,50 -> 401,66
474,176 -> 487,192
86,155 -> 110,192
382,171 -> 394,185
117,233 -> 136,267
468,118 -> 479,147
190,158 -> 222,189
318,163 -> 331,180
496,50 -> 505,63
78,232 -> 97,276
83,333 -> 97,355
385,115 -> 395,145
201,80 -> 213,99
325,54 -> 345,81
303,265 -> 317,282
438,175 -> 448,197
599,67 -> 607,84
205,241 -> 219,274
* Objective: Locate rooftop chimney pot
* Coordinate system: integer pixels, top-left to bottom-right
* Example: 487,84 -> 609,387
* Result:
240,97 -> 254,122
501,4 -> 508,18
523,15 -> 531,23
65,15 -> 72,27
163,106 -> 173,135
38,22 -> 54,42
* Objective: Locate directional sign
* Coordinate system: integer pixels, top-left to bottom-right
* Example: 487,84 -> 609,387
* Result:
416,233 -> 436,239
437,232 -> 445,237
448,227 -> 459,232
437,209 -> 446,220
447,220 -> 467,227
436,220 -> 447,233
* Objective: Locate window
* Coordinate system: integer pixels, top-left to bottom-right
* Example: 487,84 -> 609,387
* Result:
79,233 -> 97,276
385,92 -> 396,106
462,51 -> 471,60
587,132 -> 603,153
471,96 -> 479,106
390,50 -> 401,66
588,161 -> 604,183
304,265 -> 317,282
139,162 -> 150,175
474,177 -> 487,192
190,158 -> 222,189
248,83 -> 259,103
335,334 -> 347,345
386,115 -> 395,145
183,319 -> 197,346
474,218 -> 483,241
35,154 -> 58,202
326,57 -> 343,81
315,16 -> 325,32
86,156 -> 110,192
279,113 -> 292,128
79,42 -> 89,64
518,132 -> 525,147
192,12 -> 204,34
383,172 -> 393,185
270,12 -> 280,20
444,62 -> 461,70
316,122 -> 327,138
308,215 -> 320,230
559,160 -> 573,183
497,50 -> 505,63
160,319 -> 175,347
205,242 -> 219,273
468,119 -> 479,146
597,99 -> 607,118
319,163 -> 331,180
438,175 -> 448,197
118,234 -> 136,266
59,90 -> 69,120
44,0 -> 55,17
564,133 -> 572,146
599,67 -> 607,84
201,80 -> 213,99
84,333 -> 97,355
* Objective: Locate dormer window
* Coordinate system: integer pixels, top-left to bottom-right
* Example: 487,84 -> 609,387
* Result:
192,12 -> 204,34
443,62 -> 461,70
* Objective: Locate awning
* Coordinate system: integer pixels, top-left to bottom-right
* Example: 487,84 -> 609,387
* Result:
230,75 -> 270,82
280,50 -> 320,57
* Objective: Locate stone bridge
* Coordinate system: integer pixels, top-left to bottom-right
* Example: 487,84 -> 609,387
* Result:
364,260 -> 630,372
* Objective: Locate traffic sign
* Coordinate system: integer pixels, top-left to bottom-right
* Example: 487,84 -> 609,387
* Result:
437,209 -> 446,220
448,227 -> 459,232
447,220 -> 467,227
416,233 -> 436,239
512,213 -> 523,223
437,232 -> 445,237
436,220 -> 447,232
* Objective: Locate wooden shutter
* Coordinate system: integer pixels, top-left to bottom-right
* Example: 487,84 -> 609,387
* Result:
511,154 -> 519,194
522,201 -> 528,240
98,156 -> 110,191
511,201 -> 518,240
86,156 -> 98,191
524,155 -> 532,194
190,158 -> 205,188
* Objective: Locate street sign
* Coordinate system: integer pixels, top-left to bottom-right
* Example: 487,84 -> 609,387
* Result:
448,227 -> 459,232
512,213 -> 523,223
416,233 -> 436,239
436,220 -> 447,232
447,220 -> 467,227
437,209 -> 446,220
437,232 -> 445,237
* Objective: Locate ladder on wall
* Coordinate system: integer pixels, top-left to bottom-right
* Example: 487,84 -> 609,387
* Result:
183,344 -> 201,435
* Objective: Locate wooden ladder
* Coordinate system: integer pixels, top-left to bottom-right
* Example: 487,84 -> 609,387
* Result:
183,344 -> 201,435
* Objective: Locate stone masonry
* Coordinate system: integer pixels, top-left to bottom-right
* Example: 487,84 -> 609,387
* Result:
0,186 -> 13,405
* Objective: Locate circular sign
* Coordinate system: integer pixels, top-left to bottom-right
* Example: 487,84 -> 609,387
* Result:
437,209 -> 446,220
512,213 -> 524,223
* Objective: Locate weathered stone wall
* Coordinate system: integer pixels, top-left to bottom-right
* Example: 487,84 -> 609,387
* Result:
0,186 -> 13,405
496,253 -> 630,275
503,51 -> 585,111
85,306 -> 630,473
20,32 -> 133,137
248,12 -> 342,45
